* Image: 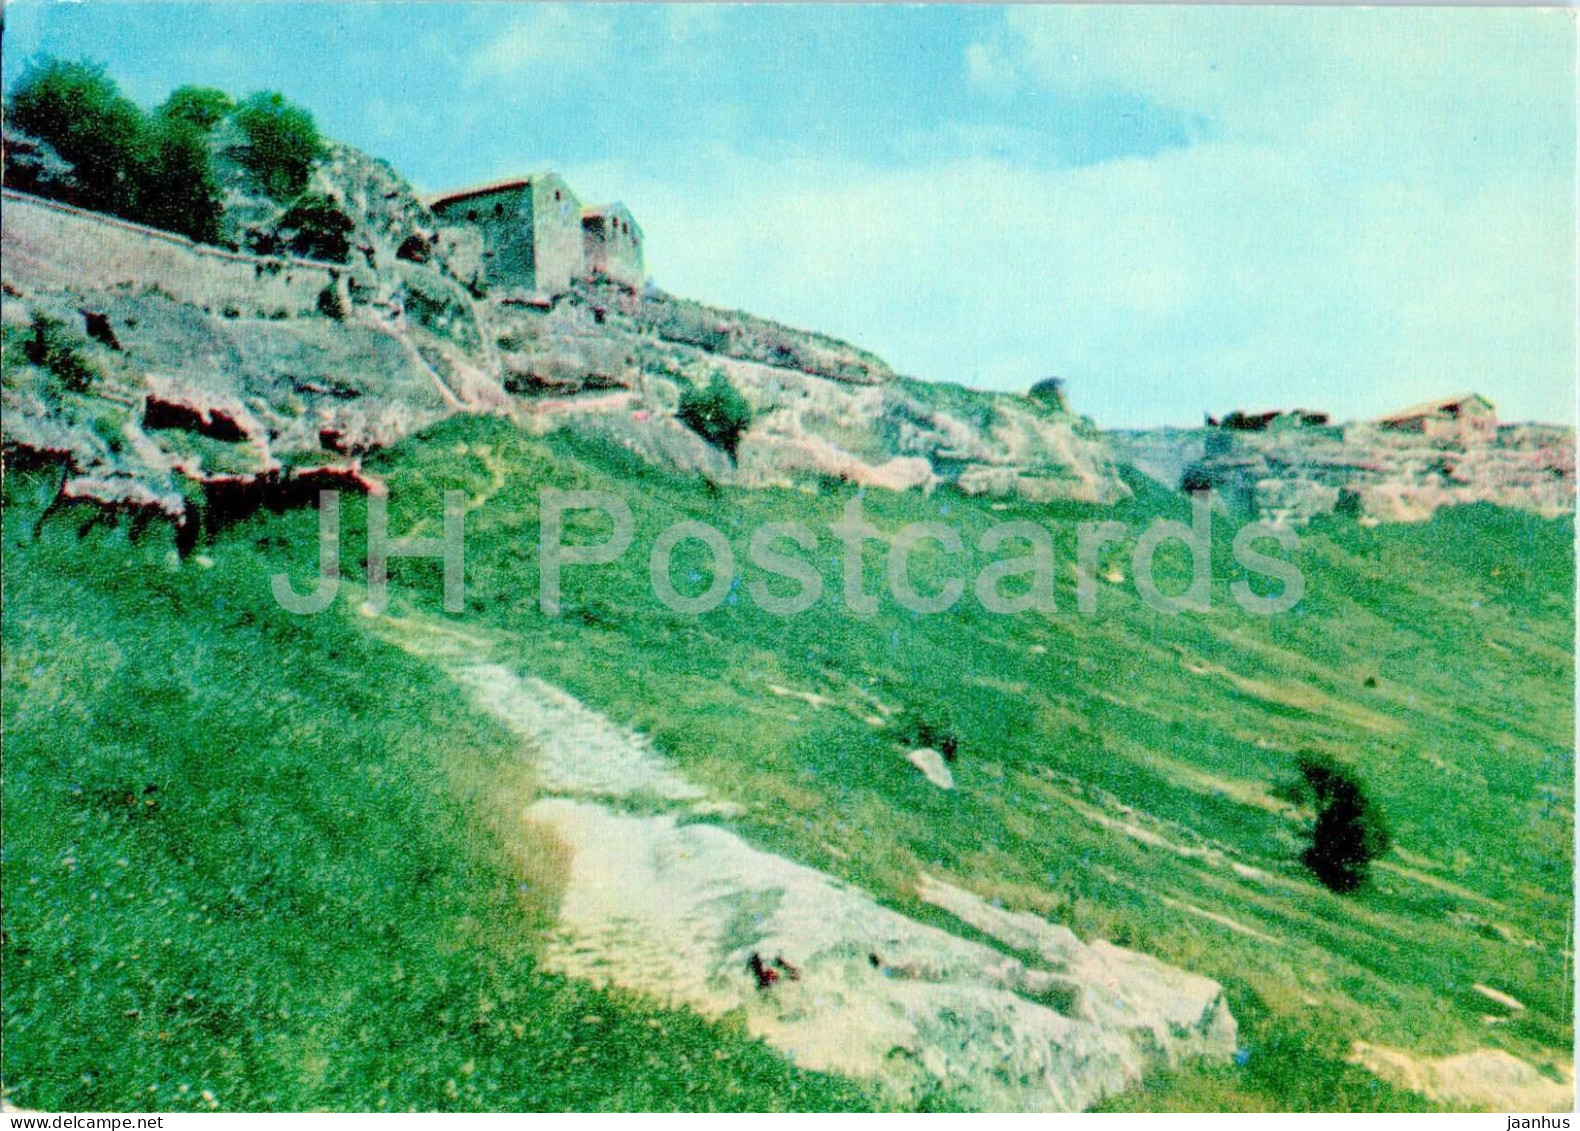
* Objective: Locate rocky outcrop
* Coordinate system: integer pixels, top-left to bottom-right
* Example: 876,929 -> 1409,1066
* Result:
534,800 -> 1235,1112
1349,1042 -> 1573,1112
1112,420 -> 1574,524
5,162 -> 1126,533
493,280 -> 1128,504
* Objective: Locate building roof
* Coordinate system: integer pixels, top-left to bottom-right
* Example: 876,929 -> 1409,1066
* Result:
422,171 -> 571,210
1377,393 -> 1495,424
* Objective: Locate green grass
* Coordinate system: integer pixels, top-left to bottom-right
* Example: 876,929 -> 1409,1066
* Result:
3,412 -> 1572,1111
0,470 -> 876,1112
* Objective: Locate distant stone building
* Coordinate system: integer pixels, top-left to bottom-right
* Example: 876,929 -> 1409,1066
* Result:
1378,393 -> 1496,434
424,172 -> 583,296
581,203 -> 644,289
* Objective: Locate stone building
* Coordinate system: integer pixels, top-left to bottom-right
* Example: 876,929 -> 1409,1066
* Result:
581,202 -> 644,289
424,172 -> 583,296
1378,393 -> 1496,434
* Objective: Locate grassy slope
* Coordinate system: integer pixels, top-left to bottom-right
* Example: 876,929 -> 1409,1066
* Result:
4,412 -> 1572,1111
0,469 -> 875,1113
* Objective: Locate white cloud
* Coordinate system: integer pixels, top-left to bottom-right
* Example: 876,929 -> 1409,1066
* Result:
571,120 -> 1572,428
501,8 -> 1573,428
467,5 -> 617,85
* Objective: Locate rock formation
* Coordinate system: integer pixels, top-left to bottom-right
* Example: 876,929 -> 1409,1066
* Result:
1111,416 -> 1574,524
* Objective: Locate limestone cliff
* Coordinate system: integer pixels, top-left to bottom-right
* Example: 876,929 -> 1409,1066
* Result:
1110,419 -> 1574,524
1,130 -> 1127,539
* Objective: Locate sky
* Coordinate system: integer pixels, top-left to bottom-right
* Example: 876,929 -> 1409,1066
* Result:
4,3 -> 1575,427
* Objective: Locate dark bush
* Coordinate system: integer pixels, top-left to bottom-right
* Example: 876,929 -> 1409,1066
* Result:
276,194 -> 355,263
1296,753 -> 1390,893
1180,463 -> 1214,495
317,283 -> 346,321
396,233 -> 431,263
677,372 -> 753,459
25,313 -> 100,394
890,708 -> 961,763
233,91 -> 323,199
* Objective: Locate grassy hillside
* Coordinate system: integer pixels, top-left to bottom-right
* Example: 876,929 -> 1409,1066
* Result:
3,413 -> 1572,1110
0,468 -> 876,1112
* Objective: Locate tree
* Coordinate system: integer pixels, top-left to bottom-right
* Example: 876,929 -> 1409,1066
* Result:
135,116 -> 225,244
158,85 -> 233,131
8,57 -> 146,214
1297,754 -> 1391,893
678,372 -> 753,460
233,91 -> 323,199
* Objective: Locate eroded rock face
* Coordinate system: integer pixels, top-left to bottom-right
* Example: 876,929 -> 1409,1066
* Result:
1112,421 -> 1574,523
492,283 -> 1129,504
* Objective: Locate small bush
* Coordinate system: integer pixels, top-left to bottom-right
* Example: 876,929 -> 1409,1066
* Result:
233,90 -> 323,200
1296,753 -> 1390,893
677,372 -> 753,459
317,283 -> 346,321
276,193 -> 354,263
890,708 -> 960,762
24,313 -> 99,393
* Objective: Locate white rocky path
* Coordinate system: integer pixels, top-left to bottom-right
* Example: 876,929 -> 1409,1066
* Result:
377,614 -> 1237,1111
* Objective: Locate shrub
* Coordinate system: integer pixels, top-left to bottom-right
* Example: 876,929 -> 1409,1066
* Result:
24,313 -> 99,394
1296,753 -> 1390,893
8,57 -> 146,215
677,372 -> 753,459
8,58 -> 228,244
317,283 -> 346,321
233,90 -> 323,199
276,193 -> 355,263
890,707 -> 961,762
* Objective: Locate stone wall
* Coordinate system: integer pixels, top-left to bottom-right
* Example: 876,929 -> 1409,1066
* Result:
1,189 -> 358,318
431,185 -> 536,291
582,204 -> 644,289
529,175 -> 585,296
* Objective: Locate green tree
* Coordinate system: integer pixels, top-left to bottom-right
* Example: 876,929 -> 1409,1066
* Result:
233,91 -> 323,199
1297,754 -> 1391,893
134,116 -> 225,244
8,57 -> 146,214
157,85 -> 233,131
677,372 -> 754,460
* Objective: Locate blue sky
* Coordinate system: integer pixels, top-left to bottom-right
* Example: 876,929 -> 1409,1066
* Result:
5,3 -> 1574,427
